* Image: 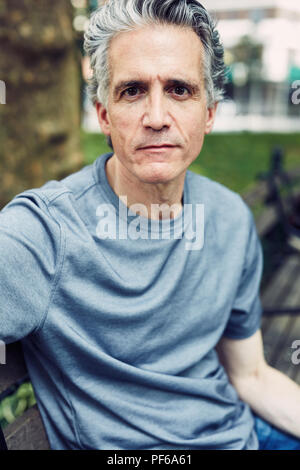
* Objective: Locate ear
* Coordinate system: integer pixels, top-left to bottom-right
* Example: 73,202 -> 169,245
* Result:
95,102 -> 111,136
204,103 -> 218,135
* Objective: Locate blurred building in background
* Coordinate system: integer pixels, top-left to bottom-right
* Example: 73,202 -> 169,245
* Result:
208,0 -> 300,132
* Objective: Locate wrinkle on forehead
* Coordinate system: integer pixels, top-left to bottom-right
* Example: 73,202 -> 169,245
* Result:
107,24 -> 205,90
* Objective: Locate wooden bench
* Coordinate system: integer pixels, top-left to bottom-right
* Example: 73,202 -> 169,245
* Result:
1,154 -> 300,450
242,150 -> 300,385
0,342 -> 50,450
260,254 -> 300,384
242,156 -> 300,240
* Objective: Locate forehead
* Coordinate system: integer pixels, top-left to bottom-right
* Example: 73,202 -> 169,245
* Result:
108,24 -> 204,87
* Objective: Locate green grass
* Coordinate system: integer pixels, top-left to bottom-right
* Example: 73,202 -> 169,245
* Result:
80,130 -> 112,165
80,130 -> 300,195
189,132 -> 300,194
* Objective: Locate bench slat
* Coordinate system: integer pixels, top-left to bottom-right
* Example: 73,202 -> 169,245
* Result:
242,167 -> 300,209
267,265 -> 300,376
255,207 -> 278,237
4,405 -> 50,450
261,255 -> 300,365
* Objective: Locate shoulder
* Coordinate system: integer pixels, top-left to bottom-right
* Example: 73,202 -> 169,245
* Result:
0,159 -> 101,249
186,169 -> 252,228
0,154 -> 108,221
25,160 -> 96,207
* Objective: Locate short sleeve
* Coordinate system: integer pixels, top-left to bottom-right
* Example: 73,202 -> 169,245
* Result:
223,209 -> 263,339
0,192 -> 62,344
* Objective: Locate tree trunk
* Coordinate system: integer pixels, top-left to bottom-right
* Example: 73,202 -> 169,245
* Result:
0,0 -> 83,208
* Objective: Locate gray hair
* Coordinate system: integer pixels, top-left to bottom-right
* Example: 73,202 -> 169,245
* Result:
84,0 -> 226,109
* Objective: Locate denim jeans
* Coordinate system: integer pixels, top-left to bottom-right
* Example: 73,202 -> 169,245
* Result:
254,415 -> 300,450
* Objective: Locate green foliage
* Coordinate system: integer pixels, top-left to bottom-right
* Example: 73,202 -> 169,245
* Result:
231,35 -> 263,66
0,382 -> 36,429
80,130 -> 111,165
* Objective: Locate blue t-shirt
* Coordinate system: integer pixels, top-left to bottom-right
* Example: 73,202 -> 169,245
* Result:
0,153 -> 263,449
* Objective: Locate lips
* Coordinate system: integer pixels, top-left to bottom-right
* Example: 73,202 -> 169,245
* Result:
138,144 -> 176,150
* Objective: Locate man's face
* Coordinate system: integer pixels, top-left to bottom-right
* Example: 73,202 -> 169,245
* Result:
97,24 -> 217,185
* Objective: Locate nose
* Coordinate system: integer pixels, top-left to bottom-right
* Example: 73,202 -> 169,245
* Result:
142,89 -> 171,131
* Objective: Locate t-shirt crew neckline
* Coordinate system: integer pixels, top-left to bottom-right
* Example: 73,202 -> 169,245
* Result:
93,152 -> 192,236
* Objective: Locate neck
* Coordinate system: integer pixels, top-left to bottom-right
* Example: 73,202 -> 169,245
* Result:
105,154 -> 185,220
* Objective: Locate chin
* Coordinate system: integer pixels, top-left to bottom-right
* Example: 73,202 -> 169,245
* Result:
135,162 -> 179,184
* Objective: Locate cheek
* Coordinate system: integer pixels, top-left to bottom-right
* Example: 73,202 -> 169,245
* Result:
109,109 -> 137,144
175,104 -> 207,135
185,118 -> 206,144
181,116 -> 207,159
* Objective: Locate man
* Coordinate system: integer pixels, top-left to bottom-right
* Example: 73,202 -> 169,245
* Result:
1,0 -> 300,450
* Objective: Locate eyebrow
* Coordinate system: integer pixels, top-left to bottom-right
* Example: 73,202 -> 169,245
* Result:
113,80 -> 143,98
113,78 -> 201,99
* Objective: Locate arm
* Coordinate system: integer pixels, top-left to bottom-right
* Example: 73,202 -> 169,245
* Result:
0,192 -> 61,343
216,329 -> 300,438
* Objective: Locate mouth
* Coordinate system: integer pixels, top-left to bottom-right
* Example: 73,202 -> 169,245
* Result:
138,144 -> 177,150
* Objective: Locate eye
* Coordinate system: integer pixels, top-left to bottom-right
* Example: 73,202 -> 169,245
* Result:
175,86 -> 187,95
126,87 -> 139,96
122,86 -> 143,98
170,85 -> 191,99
